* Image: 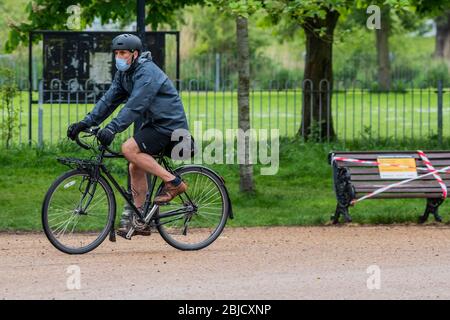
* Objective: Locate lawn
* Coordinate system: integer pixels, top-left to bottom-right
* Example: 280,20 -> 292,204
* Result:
2,138 -> 450,231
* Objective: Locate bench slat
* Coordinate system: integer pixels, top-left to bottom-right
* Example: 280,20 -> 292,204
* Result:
332,151 -> 450,160
355,193 -> 443,199
350,174 -> 450,181
335,160 -> 450,167
356,187 -> 444,193
349,167 -> 450,174
353,181 -> 444,187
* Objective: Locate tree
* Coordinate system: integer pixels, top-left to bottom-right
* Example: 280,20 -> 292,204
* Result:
375,4 -> 392,90
263,0 -> 352,141
345,2 -> 421,90
412,1 -> 450,60
207,0 -> 262,193
4,0 -> 204,52
434,10 -> 450,60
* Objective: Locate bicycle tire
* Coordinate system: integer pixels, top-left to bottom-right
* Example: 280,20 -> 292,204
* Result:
156,165 -> 229,251
42,169 -> 116,254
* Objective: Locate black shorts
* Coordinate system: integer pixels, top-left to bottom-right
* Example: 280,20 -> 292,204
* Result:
133,126 -> 172,156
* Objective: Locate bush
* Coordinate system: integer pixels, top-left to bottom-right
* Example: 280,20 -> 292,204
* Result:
0,67 -> 22,148
422,61 -> 450,88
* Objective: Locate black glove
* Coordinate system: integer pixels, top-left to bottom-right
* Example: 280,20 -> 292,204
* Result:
97,128 -> 115,146
67,121 -> 89,140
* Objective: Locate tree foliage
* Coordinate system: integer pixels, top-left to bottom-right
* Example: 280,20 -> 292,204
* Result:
4,0 -> 204,52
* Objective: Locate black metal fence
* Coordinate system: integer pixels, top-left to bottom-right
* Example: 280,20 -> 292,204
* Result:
1,78 -> 450,147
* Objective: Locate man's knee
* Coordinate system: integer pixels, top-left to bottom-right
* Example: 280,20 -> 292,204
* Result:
122,138 -> 140,161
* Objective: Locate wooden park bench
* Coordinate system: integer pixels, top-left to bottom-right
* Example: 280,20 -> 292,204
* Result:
328,150 -> 450,224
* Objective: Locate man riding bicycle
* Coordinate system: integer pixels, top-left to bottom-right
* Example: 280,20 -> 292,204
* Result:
67,34 -> 190,238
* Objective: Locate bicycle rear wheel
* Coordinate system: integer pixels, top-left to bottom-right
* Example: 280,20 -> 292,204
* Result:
42,169 -> 116,254
156,166 -> 229,251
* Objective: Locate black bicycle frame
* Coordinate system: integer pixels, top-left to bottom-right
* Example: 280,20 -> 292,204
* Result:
94,146 -> 194,224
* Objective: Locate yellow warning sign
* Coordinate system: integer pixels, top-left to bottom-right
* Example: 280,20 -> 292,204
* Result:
377,157 -> 418,179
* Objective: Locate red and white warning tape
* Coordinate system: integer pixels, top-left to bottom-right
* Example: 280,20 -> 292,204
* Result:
417,150 -> 447,198
332,151 -> 449,204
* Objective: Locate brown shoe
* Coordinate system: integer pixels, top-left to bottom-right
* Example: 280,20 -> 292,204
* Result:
154,181 -> 188,204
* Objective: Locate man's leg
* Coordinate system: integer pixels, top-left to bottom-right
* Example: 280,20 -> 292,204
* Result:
129,162 -> 148,209
122,138 -> 176,183
122,137 -> 188,205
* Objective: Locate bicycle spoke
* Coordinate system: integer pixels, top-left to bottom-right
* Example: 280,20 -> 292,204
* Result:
197,176 -> 212,201
68,214 -> 82,236
197,204 -> 222,210
197,190 -> 220,206
86,194 -> 107,211
48,209 -> 72,219
55,214 -> 77,239
50,216 -> 73,231
194,212 -> 218,224
194,182 -> 217,204
197,210 -> 222,216
48,204 -> 76,214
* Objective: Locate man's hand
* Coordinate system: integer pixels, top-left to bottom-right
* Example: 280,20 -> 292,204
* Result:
97,128 -> 116,146
67,122 -> 89,140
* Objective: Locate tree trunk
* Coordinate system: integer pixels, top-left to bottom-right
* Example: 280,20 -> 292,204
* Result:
435,11 -> 450,60
376,5 -> 391,91
299,9 -> 339,141
236,16 -> 254,192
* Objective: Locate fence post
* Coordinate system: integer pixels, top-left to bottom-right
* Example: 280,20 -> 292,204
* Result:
38,80 -> 43,147
215,53 -> 221,92
438,80 -> 443,145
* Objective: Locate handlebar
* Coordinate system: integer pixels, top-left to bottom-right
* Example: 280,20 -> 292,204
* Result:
75,127 -> 122,157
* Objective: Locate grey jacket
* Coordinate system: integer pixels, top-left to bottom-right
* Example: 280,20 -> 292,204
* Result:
82,51 -> 189,136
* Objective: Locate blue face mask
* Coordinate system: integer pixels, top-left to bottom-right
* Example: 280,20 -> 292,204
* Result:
115,57 -> 130,72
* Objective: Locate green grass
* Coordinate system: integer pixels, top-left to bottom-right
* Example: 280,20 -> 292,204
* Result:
3,138 -> 450,231
4,89 -> 450,147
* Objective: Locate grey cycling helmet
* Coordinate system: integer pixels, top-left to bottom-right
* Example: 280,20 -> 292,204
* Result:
111,34 -> 143,53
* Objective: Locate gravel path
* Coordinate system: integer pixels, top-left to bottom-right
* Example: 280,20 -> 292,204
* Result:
1,225 -> 450,299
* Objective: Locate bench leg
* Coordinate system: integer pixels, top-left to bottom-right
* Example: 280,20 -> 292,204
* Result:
332,203 -> 352,224
419,198 -> 444,223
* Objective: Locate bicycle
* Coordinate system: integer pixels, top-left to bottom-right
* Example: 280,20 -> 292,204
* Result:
41,127 -> 233,254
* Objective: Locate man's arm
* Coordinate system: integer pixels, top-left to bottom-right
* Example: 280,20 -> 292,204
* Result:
104,68 -> 164,134
82,72 -> 127,127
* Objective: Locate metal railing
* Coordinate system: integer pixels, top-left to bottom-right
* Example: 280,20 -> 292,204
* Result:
1,78 -> 449,147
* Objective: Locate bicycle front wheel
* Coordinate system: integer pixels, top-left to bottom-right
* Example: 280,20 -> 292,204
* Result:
42,169 -> 116,254
156,166 -> 229,251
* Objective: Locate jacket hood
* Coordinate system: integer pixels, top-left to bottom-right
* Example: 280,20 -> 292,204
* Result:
124,51 -> 152,74
138,51 -> 153,62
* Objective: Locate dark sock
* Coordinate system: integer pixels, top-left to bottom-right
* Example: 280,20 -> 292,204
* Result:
170,176 -> 182,187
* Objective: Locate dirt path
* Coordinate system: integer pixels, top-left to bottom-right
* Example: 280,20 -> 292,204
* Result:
1,225 -> 450,300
